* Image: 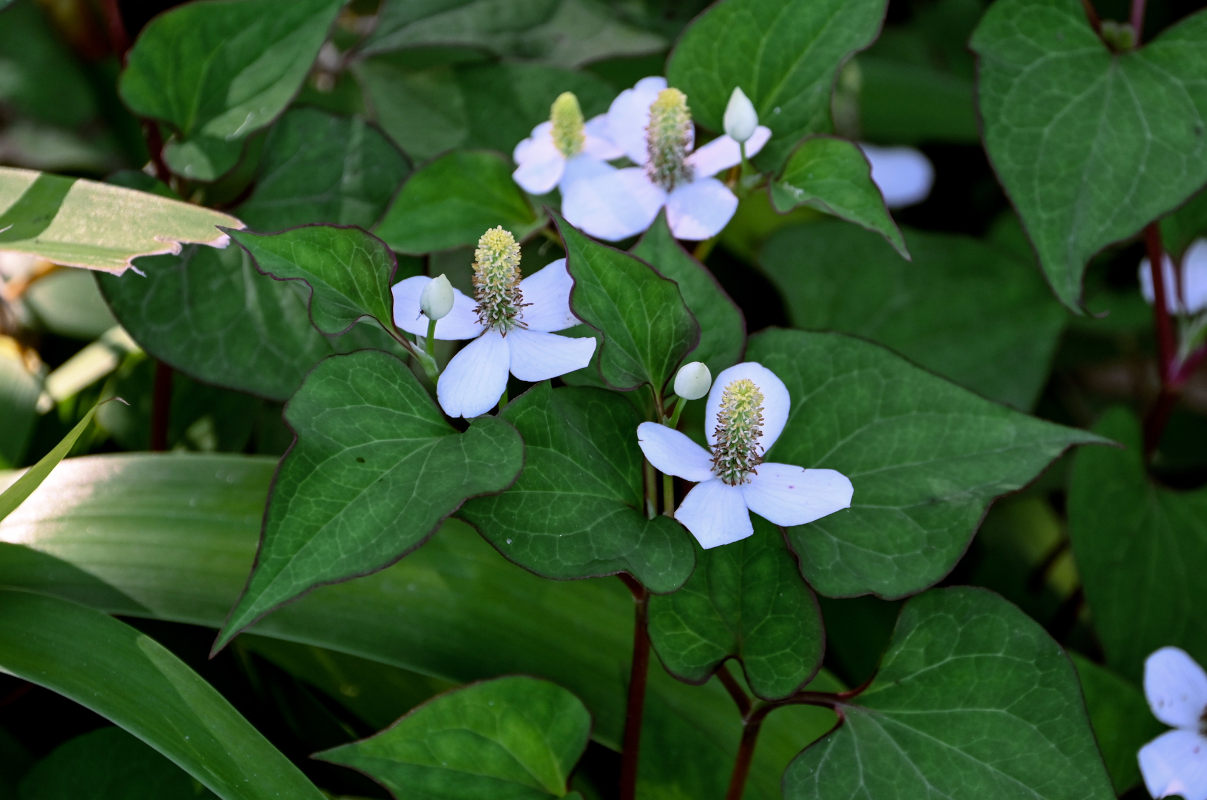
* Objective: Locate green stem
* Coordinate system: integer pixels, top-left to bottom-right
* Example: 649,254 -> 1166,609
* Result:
424,318 -> 437,359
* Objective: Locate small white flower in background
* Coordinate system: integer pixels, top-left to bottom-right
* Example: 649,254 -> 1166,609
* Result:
562,76 -> 772,242
419,273 -> 454,321
637,362 -> 852,548
723,87 -> 758,144
1139,646 -> 1207,800
392,227 -> 596,418
673,361 -> 712,400
1140,239 -> 1207,315
512,92 -> 623,196
860,144 -> 934,209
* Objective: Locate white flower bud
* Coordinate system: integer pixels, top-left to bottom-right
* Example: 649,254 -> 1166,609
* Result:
723,87 -> 758,144
420,274 -> 454,321
674,361 -> 712,401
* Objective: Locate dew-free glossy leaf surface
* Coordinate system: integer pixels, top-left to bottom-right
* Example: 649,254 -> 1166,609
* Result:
376,151 -> 542,254
460,384 -> 694,592
747,329 -> 1103,598
0,167 -> 241,274
784,588 -> 1115,800
317,676 -> 590,798
228,226 -> 397,336
1068,408 -> 1207,680
630,215 -> 744,378
0,453 -> 835,800
0,590 -> 324,800
215,350 -> 523,650
666,0 -> 888,168
560,219 -> 698,393
760,222 -> 1066,409
118,0 -> 344,181
647,518 -> 823,699
972,0 -> 1207,310
770,137 -> 908,259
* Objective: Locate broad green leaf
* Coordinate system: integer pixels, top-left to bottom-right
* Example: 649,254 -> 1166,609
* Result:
1072,654 -> 1161,794
0,400 -> 102,523
647,518 -> 823,700
215,350 -> 523,650
118,0 -> 344,181
0,0 -> 97,128
971,0 -> 1207,310
630,215 -> 744,378
376,151 -> 542,254
360,0 -> 665,67
460,384 -> 694,592
783,588 -> 1115,800
760,222 -> 1066,409
19,727 -> 214,800
356,58 -> 615,164
747,329 -> 1104,598
666,0 -> 888,168
0,590 -> 324,800
228,226 -> 397,336
0,167 -> 241,274
559,219 -> 698,393
0,454 -> 837,799
1068,408 -> 1207,679
22,267 -> 117,340
770,137 -> 908,259
317,676 -> 590,797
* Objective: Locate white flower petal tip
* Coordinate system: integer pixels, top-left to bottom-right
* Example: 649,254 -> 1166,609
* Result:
1139,239 -> 1207,314
742,465 -> 852,527
517,259 -> 577,332
675,479 -> 754,549
1146,647 -> 1207,729
666,178 -> 738,241
505,328 -> 595,382
636,422 -> 714,482
561,167 -> 665,241
860,143 -> 934,209
1140,730 -> 1207,800
705,362 -> 791,451
436,330 -> 511,418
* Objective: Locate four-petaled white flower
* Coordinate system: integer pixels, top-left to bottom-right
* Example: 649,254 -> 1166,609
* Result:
859,143 -> 934,209
1140,646 -> 1207,800
637,362 -> 853,548
392,227 -> 596,418
563,76 -> 771,242
512,91 -> 623,196
1140,239 -> 1207,315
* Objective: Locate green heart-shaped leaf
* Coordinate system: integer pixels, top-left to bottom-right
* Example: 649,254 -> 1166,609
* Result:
648,518 -> 823,700
1068,407 -> 1207,679
1072,654 -> 1162,794
747,329 -> 1104,598
784,588 -> 1115,799
667,0 -> 888,168
771,137 -> 908,259
560,218 -> 699,394
316,676 -> 590,797
214,350 -> 523,650
459,384 -> 694,592
972,0 -> 1207,310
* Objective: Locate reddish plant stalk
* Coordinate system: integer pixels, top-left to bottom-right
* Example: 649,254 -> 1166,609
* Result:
618,579 -> 651,800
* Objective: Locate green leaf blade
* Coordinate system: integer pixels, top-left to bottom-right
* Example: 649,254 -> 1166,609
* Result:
0,400 -> 102,523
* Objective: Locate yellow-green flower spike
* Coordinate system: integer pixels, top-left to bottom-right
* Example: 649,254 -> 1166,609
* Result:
645,87 -> 694,190
550,92 -> 586,157
711,378 -> 765,485
472,226 -> 527,333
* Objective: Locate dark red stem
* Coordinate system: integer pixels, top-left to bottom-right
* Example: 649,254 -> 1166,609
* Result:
1079,0 -> 1102,31
717,664 -> 751,716
1130,0 -> 1147,42
619,580 -> 651,800
101,0 -> 130,61
724,712 -> 764,800
150,361 -> 172,452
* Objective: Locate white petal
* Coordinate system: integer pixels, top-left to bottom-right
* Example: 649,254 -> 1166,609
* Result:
392,276 -> 483,340
436,331 -> 510,418
561,167 -> 666,242
1140,730 -> 1207,800
519,258 -> 576,332
674,479 -> 754,549
512,144 -> 565,195
1146,647 -> 1207,729
513,121 -> 553,163
606,76 -> 667,164
505,327 -> 596,382
741,464 -> 852,527
636,422 -> 715,482
1139,253 -> 1176,309
860,143 -> 934,209
705,362 -> 792,452
583,115 -> 624,160
559,153 -> 614,193
1143,239 -> 1207,314
665,178 -> 738,241
686,126 -> 772,178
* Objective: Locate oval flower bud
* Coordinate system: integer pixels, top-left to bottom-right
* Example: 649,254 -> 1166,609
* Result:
723,87 -> 758,144
420,273 -> 454,321
674,361 -> 712,401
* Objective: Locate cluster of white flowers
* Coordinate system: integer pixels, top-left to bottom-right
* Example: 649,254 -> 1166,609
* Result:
1140,647 -> 1207,799
1140,239 -> 1207,315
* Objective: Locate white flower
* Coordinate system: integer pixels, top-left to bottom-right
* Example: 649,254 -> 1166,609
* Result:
419,273 -> 454,321
512,91 -> 623,196
636,362 -> 853,548
1139,646 -> 1207,800
673,361 -> 712,401
562,76 -> 771,242
723,86 -> 758,144
860,143 -> 934,209
1140,239 -> 1207,315
391,227 -> 596,418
